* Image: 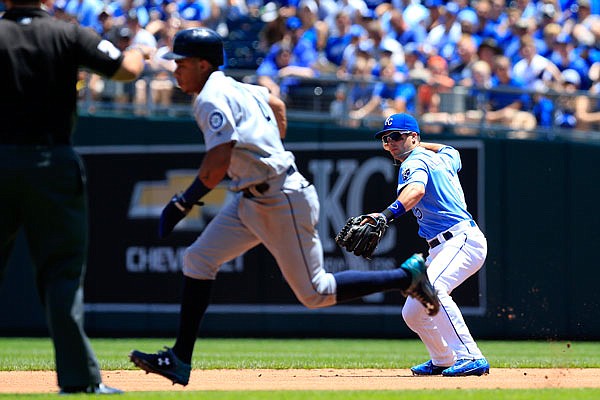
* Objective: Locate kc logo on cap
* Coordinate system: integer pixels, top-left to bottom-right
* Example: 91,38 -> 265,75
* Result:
374,113 -> 420,139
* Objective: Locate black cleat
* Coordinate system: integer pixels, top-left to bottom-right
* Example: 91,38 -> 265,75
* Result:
129,347 -> 191,386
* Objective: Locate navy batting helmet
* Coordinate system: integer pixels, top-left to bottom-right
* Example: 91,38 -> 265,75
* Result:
163,28 -> 224,66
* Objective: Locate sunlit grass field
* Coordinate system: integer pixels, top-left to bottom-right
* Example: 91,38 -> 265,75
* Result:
1,338 -> 599,399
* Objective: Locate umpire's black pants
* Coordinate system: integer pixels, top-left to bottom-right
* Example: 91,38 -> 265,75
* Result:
0,145 -> 102,388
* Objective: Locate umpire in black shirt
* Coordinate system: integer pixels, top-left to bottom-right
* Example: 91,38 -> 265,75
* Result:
0,0 -> 149,394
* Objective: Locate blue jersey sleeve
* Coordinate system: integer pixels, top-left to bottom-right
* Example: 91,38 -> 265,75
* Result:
438,146 -> 462,173
400,146 -> 473,239
397,158 -> 428,194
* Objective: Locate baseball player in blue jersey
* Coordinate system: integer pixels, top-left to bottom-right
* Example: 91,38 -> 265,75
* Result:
129,28 -> 440,386
371,113 -> 489,377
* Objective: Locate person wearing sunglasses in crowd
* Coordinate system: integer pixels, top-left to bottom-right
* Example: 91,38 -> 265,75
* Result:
371,113 -> 490,377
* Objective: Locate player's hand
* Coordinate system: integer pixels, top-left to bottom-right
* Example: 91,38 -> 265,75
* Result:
126,44 -> 156,60
361,212 -> 386,225
335,214 -> 389,260
158,194 -> 203,238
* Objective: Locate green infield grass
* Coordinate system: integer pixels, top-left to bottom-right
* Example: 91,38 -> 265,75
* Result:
1,338 -> 599,399
1,338 -> 599,370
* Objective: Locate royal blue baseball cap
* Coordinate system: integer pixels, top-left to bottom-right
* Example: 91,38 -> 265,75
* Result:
374,113 -> 420,139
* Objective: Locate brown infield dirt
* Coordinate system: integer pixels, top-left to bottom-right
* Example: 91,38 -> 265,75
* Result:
1,369 -> 600,393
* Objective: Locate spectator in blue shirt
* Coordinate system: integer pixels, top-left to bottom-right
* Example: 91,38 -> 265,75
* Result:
486,0 -> 509,39
550,33 -> 591,89
297,0 -> 319,47
531,81 -> 555,128
554,68 -> 584,129
325,10 -> 353,66
425,1 -> 462,60
495,6 -> 523,50
471,59 -> 536,134
349,58 -> 416,122
575,42 -> 600,70
286,16 -> 318,68
384,8 -> 427,47
473,0 -> 499,40
256,42 -> 295,99
337,24 -> 369,78
145,0 -> 172,22
485,55 -> 536,132
502,17 -> 541,66
346,53 -> 376,127
422,59 -> 537,134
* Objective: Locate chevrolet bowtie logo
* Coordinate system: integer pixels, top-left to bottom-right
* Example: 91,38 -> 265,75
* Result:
128,169 -> 230,231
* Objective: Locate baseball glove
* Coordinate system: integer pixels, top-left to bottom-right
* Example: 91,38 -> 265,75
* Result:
335,214 -> 388,259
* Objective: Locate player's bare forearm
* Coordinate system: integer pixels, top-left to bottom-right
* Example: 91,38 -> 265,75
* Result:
268,94 -> 287,139
397,182 -> 425,211
198,142 -> 234,187
419,142 -> 446,152
112,48 -> 147,81
258,77 -> 281,98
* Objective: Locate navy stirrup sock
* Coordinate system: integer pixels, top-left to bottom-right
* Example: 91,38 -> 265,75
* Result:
334,269 -> 411,303
172,277 -> 213,364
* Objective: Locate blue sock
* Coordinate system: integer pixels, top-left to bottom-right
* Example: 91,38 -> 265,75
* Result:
334,268 -> 411,303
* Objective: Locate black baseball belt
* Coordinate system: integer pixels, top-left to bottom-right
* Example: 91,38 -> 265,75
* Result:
428,220 -> 476,249
241,165 -> 297,198
428,231 -> 454,249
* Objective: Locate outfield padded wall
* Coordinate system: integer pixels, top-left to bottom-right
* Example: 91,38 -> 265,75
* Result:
0,116 -> 598,339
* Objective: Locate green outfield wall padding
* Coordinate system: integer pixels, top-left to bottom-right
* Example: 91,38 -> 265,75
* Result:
1,116 -> 598,339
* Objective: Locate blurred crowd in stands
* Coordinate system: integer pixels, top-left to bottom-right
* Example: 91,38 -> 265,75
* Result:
6,0 -> 599,134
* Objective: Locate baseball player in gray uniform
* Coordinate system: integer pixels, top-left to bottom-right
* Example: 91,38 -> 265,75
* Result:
372,113 -> 489,377
129,28 -> 440,386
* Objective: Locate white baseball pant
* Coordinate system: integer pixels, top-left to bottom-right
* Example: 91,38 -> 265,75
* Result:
402,220 -> 488,366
